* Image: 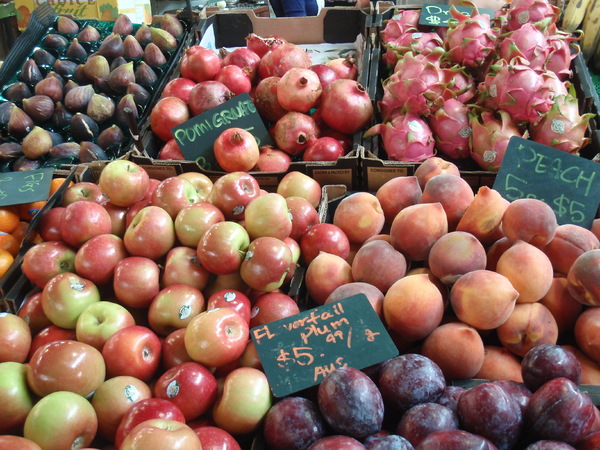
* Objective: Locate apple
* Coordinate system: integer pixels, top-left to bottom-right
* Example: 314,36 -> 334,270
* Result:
102,325 -> 162,382
75,301 -> 136,350
97,160 -> 150,207
244,192 -> 293,240
286,196 -> 320,241
0,436 -> 41,449
41,272 -> 101,329
184,308 -> 250,368
276,171 -> 322,208
38,206 -> 65,242
28,325 -> 76,361
249,292 -> 300,328
206,289 -> 252,324
22,241 -> 76,289
18,292 -> 52,336
148,284 -> 206,336
194,425 -> 242,450
23,391 -> 97,450
154,361 -> 219,421
174,202 -> 225,248
161,328 -> 194,369
61,181 -> 107,206
0,362 -> 34,434
103,202 -> 129,237
27,340 -> 106,398
300,223 -> 351,265
151,176 -> 201,219
113,256 -> 161,309
124,205 -> 176,260
74,233 -> 128,286
208,171 -> 261,220
196,221 -> 250,275
161,246 -> 212,291
178,171 -> 214,201
60,200 -> 113,248
120,419 -> 202,450
0,313 -> 31,363
125,199 -> 151,229
256,145 -> 292,172
240,236 -> 293,292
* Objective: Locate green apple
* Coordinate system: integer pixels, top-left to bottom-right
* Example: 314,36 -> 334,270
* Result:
0,362 -> 34,434
75,301 -> 136,350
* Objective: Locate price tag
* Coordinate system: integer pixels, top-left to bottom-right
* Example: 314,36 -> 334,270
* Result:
418,3 -> 496,27
0,168 -> 54,207
251,294 -> 399,398
493,136 -> 600,229
171,93 -> 272,171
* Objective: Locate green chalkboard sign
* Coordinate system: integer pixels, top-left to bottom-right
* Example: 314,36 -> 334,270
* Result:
0,168 -> 54,207
171,93 -> 272,171
418,3 -> 496,27
251,294 -> 399,398
493,137 -> 600,229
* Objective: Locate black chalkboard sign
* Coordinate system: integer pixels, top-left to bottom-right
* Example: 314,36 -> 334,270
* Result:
493,137 -> 600,230
0,168 -> 54,207
171,92 -> 272,171
251,294 -> 399,398
418,3 -> 496,27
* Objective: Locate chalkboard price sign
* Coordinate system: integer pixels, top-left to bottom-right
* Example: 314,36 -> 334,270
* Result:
171,92 -> 272,171
493,137 -> 600,229
251,294 -> 399,398
0,168 -> 54,207
418,3 -> 496,27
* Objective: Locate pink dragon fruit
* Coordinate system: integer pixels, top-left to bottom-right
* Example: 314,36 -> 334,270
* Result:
380,9 -> 422,45
385,31 -> 444,58
469,110 -> 528,171
428,99 -> 472,159
364,113 -> 435,162
441,66 -> 476,103
445,4 -> 498,68
544,30 -> 579,81
504,0 -> 560,31
497,22 -> 551,71
529,92 -> 595,154
540,69 -> 570,98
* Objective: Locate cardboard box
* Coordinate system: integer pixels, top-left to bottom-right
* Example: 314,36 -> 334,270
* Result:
15,0 -> 152,30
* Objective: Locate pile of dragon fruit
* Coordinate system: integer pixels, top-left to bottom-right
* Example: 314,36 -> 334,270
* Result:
366,0 -> 596,170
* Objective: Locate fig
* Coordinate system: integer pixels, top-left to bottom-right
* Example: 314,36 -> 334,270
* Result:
110,56 -> 128,71
84,55 -> 110,80
32,48 -> 57,67
98,33 -> 124,61
92,77 -> 116,96
70,113 -> 99,141
43,33 -> 69,50
126,83 -> 150,105
123,35 -> 144,59
22,95 -> 55,123
66,38 -> 87,60
0,102 -> 14,126
0,142 -> 23,160
97,124 -> 125,149
107,61 -> 135,93
8,106 -> 34,138
77,25 -> 101,42
134,61 -> 158,87
114,94 -> 138,129
35,75 -> 64,102
134,23 -> 152,44
150,27 -> 177,51
160,14 -> 184,38
73,64 -> 91,84
87,93 -> 115,123
63,79 -> 79,96
53,59 -> 78,78
48,131 -> 64,146
12,156 -> 42,171
79,141 -> 108,162
143,43 -> 167,66
19,59 -> 43,84
4,82 -> 33,102
56,16 -> 79,34
22,126 -> 54,159
64,84 -> 94,112
113,14 -> 133,35
49,142 -> 80,159
50,102 -> 73,129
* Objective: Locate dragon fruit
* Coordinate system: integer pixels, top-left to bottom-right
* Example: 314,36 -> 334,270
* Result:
544,31 -> 579,81
469,110 -> 528,171
529,92 -> 595,154
428,99 -> 472,159
380,9 -> 422,45
365,113 -> 435,162
385,31 -> 444,58
445,4 -> 498,68
503,0 -> 560,31
441,66 -> 476,103
497,21 -> 550,71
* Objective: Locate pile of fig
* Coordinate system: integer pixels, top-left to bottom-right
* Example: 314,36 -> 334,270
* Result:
0,13 -> 186,171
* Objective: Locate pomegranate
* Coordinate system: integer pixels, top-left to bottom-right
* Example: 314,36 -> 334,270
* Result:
326,56 -> 358,80
258,43 -> 312,79
161,77 -> 197,103
320,127 -> 353,154
309,64 -> 340,90
319,79 -> 373,135
180,45 -> 222,83
188,81 -> 234,117
253,76 -> 288,123
221,47 -> 261,83
246,33 -> 287,58
158,138 -> 185,160
271,111 -> 320,156
215,65 -> 252,95
277,68 -> 322,113
213,127 -> 260,172
302,136 -> 345,161
256,145 -> 292,172
150,96 -> 190,142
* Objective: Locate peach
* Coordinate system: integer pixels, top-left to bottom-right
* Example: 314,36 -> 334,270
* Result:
383,273 -> 444,342
501,198 -> 558,247
567,249 -> 600,306
542,224 -> 600,275
406,267 -> 449,308
486,236 -> 512,272
496,302 -> 559,357
414,156 -> 460,190
375,176 -> 422,224
421,321 -> 485,380
419,173 -> 475,230
496,240 -> 554,303
574,306 -> 600,364
592,218 -> 600,241
305,251 -> 353,306
351,239 -> 407,294
456,186 -> 509,244
332,192 -> 385,244
450,269 -> 518,330
389,202 -> 448,261
325,282 -> 384,319
428,231 -> 487,285
562,345 -> 600,386
474,345 -> 524,382
539,277 -> 583,334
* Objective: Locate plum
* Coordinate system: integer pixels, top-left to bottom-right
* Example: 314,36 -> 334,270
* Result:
493,380 -> 532,414
317,366 -> 384,440
521,344 -> 581,392
366,434 -> 414,449
524,441 -> 575,449
415,429 -> 498,449
307,435 -> 365,449
436,386 -> 466,415
262,397 -> 326,450
578,430 -> 600,449
396,402 -> 459,447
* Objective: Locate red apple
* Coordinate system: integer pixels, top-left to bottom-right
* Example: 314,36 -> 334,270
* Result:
277,171 -> 322,208
240,236 -> 293,292
249,292 -> 300,328
103,202 -> 129,237
0,313 -> 31,363
206,289 -> 252,324
286,195 -> 320,241
113,256 -> 161,309
18,292 -> 52,336
0,361 -> 34,434
22,241 -> 76,289
61,181 -> 107,206
161,246 -> 211,291
161,328 -> 193,369
121,418 -> 202,450
244,192 -> 293,240
60,200 -> 113,248
151,176 -> 200,219
194,425 -> 241,450
124,205 -> 176,260
38,207 -> 65,242
75,301 -> 136,350
174,202 -> 225,248
28,325 -> 76,360
0,435 -> 41,449
125,199 -> 151,229
148,284 -> 206,336
208,171 -> 261,220
196,221 -> 250,275
98,160 -> 150,207
300,223 -> 351,265
74,233 -> 128,286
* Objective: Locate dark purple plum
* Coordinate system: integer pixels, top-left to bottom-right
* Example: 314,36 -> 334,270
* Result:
415,429 -> 498,450
578,430 -> 600,449
494,380 -> 532,414
396,402 -> 458,447
263,396 -> 326,450
307,435 -> 365,449
318,366 -> 384,440
366,434 -> 414,449
524,441 -> 575,449
521,344 -> 581,392
457,381 -> 523,450
436,385 -> 466,415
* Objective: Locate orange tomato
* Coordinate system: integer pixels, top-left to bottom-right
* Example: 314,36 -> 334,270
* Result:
0,206 -> 20,234
0,248 -> 14,278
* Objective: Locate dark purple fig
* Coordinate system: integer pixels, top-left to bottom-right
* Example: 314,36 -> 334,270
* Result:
50,102 -> 73,129
22,126 -> 54,159
160,14 -> 184,38
149,27 -> 177,51
53,59 -> 78,78
107,61 -> 135,94
35,75 -> 63,102
113,14 -> 133,35
126,83 -> 150,105
92,77 -> 116,96
0,142 -> 23,160
13,156 -> 42,171
143,42 -> 167,66
66,38 -> 88,60
32,48 -> 57,67
19,59 -> 43,84
4,82 -> 33,102
22,95 -> 55,122
64,84 -> 94,112
134,61 -> 158,87
79,141 -> 108,162
98,33 -> 124,61
56,16 -> 79,34
77,25 -> 101,42
0,102 -> 14,126
110,56 -> 128,71
8,106 -> 34,138
123,35 -> 144,59
84,54 -> 110,80
87,93 -> 115,123
45,71 -> 65,85
73,64 -> 91,84
134,23 -> 152,44
63,80 -> 79,97
114,94 -> 138,129
49,142 -> 80,158
43,33 -> 69,50
70,113 -> 99,141
97,124 -> 125,149
48,130 -> 64,146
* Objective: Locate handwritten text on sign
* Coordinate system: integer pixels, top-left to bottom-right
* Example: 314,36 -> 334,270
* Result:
251,294 -> 398,398
493,137 -> 600,229
418,4 -> 496,27
0,168 -> 54,207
